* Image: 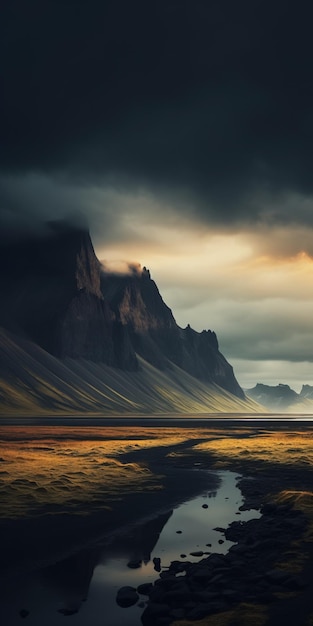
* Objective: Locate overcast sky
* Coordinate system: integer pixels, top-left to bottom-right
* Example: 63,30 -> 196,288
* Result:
1,0 -> 313,391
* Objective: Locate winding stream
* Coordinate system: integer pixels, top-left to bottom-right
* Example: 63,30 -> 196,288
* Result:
1,471 -> 261,626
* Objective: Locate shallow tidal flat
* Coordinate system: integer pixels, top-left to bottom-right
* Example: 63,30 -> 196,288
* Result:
0,422 -> 313,625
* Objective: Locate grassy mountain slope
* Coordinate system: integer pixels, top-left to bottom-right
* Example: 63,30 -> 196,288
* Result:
0,328 -> 262,416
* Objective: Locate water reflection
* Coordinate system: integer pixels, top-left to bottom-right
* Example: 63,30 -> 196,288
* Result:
0,471 -> 260,626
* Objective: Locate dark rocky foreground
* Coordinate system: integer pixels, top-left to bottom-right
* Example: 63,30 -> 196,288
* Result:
138,501 -> 306,624
116,447 -> 313,626
1,424 -> 312,625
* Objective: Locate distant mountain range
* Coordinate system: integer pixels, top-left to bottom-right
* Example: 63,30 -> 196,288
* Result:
0,223 -> 261,415
246,383 -> 313,412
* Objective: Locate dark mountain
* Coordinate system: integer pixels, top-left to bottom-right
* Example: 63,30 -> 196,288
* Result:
246,382 -> 313,413
0,222 -> 136,368
247,383 -> 298,410
101,268 -> 244,398
180,324 -> 242,397
0,223 -> 245,401
299,384 -> 313,400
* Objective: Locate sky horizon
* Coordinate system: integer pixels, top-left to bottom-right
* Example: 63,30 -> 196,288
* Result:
1,1 -> 313,393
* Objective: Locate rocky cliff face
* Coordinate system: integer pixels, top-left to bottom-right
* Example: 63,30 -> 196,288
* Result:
0,224 -> 244,399
101,265 -> 244,399
0,223 -> 135,367
100,266 -> 182,370
180,325 -> 243,397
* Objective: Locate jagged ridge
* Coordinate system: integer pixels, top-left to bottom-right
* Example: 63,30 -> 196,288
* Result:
246,382 -> 313,413
101,267 -> 244,398
0,223 -> 247,407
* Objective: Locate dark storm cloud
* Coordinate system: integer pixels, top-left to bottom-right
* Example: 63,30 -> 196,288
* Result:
1,0 -> 313,227
0,174 -> 87,239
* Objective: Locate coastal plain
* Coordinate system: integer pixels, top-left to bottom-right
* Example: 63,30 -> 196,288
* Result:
0,420 -> 312,625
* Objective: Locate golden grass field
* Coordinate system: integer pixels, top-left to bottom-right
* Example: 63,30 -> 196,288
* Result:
1,422 -> 313,625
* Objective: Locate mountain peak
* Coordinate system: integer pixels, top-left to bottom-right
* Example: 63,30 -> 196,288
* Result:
0,224 -> 246,400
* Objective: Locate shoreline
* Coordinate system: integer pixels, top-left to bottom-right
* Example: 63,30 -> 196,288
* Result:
1,414 -> 313,428
137,446 -> 313,626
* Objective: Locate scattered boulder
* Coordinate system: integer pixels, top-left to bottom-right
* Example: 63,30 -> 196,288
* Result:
127,559 -> 142,569
141,602 -> 171,625
116,586 -> 139,608
153,557 -> 161,572
137,582 -> 153,596
138,496 -> 308,625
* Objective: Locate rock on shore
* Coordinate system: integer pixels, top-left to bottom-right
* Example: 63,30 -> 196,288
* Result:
139,501 -> 306,625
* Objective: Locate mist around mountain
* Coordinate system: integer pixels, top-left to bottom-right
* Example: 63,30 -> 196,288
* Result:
246,383 -> 313,413
0,223 -> 262,416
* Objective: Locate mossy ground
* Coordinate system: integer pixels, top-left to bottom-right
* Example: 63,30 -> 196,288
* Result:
172,603 -> 267,626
